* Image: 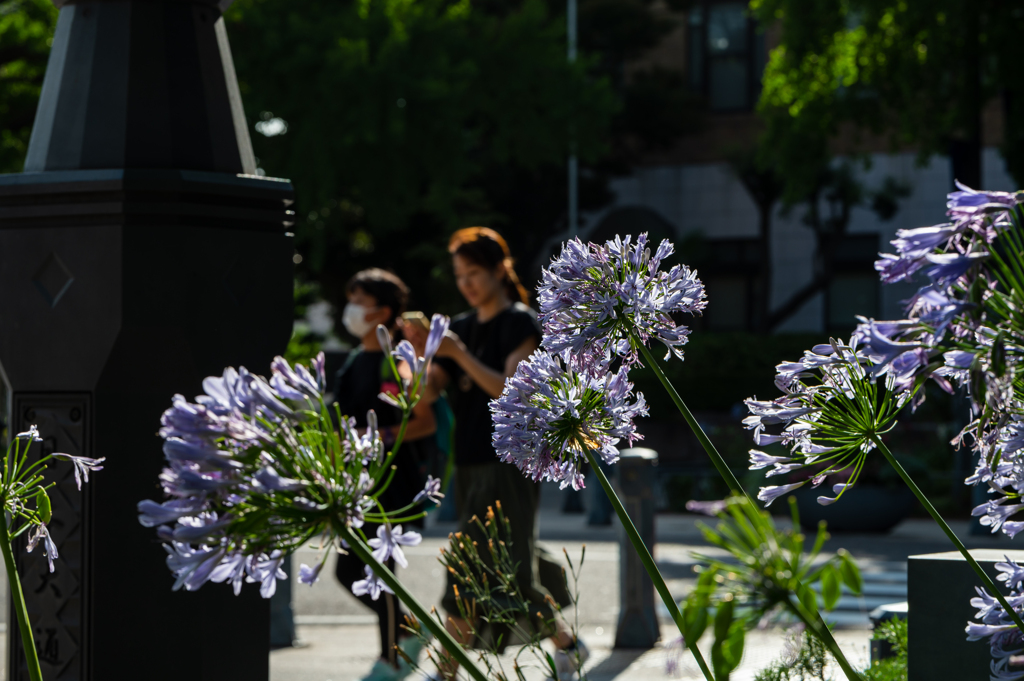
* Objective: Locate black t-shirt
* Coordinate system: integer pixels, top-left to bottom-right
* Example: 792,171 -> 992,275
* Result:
332,350 -> 401,429
436,303 -> 542,466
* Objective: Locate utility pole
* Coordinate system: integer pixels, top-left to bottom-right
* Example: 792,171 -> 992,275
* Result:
568,0 -> 578,234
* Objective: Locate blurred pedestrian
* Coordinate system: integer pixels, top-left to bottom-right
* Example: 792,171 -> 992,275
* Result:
333,268 -> 434,681
403,228 -> 587,680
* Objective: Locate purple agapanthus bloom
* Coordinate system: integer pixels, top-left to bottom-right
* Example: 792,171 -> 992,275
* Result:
491,349 -> 648,490
26,524 -> 58,572
745,338 -> 908,508
368,524 -> 422,568
538,233 -> 706,370
389,314 -> 451,396
968,556 -> 1024,680
298,561 -> 324,586
352,565 -> 393,600
52,452 -> 105,490
15,425 -> 42,442
413,475 -> 444,505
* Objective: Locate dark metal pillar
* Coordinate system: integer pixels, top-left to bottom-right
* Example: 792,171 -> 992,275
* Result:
0,1 -> 294,679
613,448 -> 659,649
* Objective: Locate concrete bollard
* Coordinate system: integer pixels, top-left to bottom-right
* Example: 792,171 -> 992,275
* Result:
614,448 -> 660,649
908,549 -> 1024,680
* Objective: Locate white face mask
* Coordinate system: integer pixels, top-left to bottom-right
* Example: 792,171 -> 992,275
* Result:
342,303 -> 375,338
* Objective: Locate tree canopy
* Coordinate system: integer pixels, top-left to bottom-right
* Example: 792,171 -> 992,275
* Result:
751,0 -> 1024,197
0,0 -> 56,174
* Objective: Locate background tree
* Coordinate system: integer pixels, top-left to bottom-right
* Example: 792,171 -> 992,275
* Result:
750,0 -> 1024,194
0,0 -> 56,174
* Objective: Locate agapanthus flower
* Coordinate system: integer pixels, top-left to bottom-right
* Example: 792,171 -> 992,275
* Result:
368,524 -> 421,569
141,351 -> 427,601
413,475 -> 444,505
968,556 -> 1024,680
53,452 -> 105,490
379,314 -> 451,408
352,565 -> 393,600
744,338 -> 908,508
26,524 -> 58,572
491,349 -> 647,490
537,233 -> 706,370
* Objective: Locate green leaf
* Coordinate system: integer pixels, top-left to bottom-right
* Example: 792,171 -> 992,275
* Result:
682,598 -> 709,644
714,597 -> 735,641
820,565 -> 841,610
720,619 -> 746,672
838,553 -> 863,595
35,489 -> 51,524
797,582 -> 817,615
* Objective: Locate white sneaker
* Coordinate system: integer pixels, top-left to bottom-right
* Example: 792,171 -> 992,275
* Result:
553,639 -> 590,680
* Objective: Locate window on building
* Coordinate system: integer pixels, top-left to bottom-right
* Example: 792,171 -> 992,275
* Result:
825,234 -> 880,332
687,2 -> 766,112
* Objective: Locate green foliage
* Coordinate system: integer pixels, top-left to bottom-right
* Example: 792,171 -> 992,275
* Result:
226,0 -> 618,315
750,0 -> 1024,192
684,495 -> 862,680
0,0 -> 57,174
861,619 -> 908,681
428,504 -> 588,679
754,630 -> 832,681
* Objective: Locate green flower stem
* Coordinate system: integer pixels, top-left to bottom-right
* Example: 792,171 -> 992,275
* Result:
338,526 -> 489,681
636,342 -> 744,495
785,596 -> 864,681
873,436 -> 1024,634
0,520 -> 42,681
636,340 -> 863,679
585,448 -> 716,681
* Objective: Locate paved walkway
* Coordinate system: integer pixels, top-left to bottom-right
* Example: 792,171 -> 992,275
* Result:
271,482 -> 1012,681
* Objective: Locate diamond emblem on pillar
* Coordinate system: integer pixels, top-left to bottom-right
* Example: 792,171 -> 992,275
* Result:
32,253 -> 75,309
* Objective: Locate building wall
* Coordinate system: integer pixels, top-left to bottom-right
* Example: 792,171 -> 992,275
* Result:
572,147 -> 1017,332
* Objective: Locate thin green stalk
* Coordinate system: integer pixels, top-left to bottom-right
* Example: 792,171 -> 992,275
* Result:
636,342 -> 744,495
637,339 -> 863,679
785,597 -> 863,681
873,437 -> 1024,634
585,448 -> 716,681
338,526 -> 490,681
0,519 -> 42,681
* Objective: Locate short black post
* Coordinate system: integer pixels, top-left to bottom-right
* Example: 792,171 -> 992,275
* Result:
613,448 -> 659,649
0,1 -> 294,679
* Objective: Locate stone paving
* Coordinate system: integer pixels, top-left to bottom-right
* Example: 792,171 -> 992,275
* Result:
269,482 -> 1012,681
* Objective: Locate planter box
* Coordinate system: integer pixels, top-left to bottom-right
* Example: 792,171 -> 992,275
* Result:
794,486 -> 916,533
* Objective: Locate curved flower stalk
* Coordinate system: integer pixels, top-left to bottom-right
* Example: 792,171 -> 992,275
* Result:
140,318 -> 490,681
2,427 -> 103,681
684,496 -> 863,681
968,556 -> 1024,680
491,348 -> 647,490
538,232 -> 706,370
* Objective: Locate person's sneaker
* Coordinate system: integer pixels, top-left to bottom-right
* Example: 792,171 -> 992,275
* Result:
394,636 -> 425,679
553,638 -> 590,681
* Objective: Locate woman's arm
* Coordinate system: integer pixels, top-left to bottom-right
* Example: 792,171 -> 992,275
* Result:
436,333 -> 538,399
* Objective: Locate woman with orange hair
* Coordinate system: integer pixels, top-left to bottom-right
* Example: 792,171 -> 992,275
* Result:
404,227 -> 587,680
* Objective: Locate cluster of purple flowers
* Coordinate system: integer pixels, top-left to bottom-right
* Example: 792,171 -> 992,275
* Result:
743,339 -> 907,507
491,349 -> 647,490
846,186 -> 1024,537
492,233 -> 698,490
537,233 -> 706,369
142,335 -> 448,601
968,556 -> 1024,680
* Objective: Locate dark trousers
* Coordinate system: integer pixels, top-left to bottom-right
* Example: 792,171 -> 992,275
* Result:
335,549 -> 406,665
